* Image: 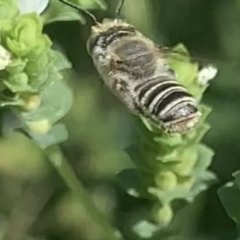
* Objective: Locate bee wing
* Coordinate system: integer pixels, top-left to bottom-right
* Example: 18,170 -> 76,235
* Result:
157,44 -> 220,85
159,44 -> 217,66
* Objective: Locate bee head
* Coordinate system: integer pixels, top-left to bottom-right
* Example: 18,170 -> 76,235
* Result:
87,19 -> 135,56
57,0 -> 128,56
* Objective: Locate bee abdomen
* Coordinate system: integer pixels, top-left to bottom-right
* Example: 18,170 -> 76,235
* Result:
153,90 -> 193,116
134,77 -> 197,122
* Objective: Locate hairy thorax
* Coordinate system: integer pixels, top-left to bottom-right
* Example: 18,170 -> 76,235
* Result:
87,20 -> 160,80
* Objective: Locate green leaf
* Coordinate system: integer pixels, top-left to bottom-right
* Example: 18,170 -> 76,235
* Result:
117,169 -> 151,199
125,144 -> 163,173
218,181 -> 240,224
193,123 -> 211,144
199,104 -> 212,123
93,0 -> 107,9
71,0 -> 107,9
21,79 -> 73,125
186,170 -> 217,202
192,144 -> 214,175
233,171 -> 240,189
42,0 -> 85,24
132,220 -> 159,239
51,50 -> 72,70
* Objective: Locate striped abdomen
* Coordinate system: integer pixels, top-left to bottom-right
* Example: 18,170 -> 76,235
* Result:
134,76 -> 200,133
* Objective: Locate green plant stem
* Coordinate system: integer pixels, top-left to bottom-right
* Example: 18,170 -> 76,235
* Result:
46,145 -> 122,240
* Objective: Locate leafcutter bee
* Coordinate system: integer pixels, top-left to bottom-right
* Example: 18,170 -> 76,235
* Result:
58,0 -> 218,134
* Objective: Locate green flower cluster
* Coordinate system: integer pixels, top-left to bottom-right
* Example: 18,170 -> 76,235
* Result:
0,0 -> 76,148
118,44 -> 217,233
0,0 -> 105,147
0,13 -> 67,107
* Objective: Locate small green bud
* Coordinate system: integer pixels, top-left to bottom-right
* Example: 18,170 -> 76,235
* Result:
11,13 -> 42,47
27,35 -> 52,59
22,94 -> 41,111
6,13 -> 43,56
152,204 -> 173,225
6,37 -> 29,56
154,171 -> 177,190
26,119 -> 51,134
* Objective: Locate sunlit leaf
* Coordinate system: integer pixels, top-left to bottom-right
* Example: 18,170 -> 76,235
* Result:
42,0 -> 85,24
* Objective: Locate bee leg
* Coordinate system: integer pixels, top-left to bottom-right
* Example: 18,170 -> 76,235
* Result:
108,74 -> 140,115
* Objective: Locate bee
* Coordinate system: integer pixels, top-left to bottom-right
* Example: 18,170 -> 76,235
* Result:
58,0 -> 204,134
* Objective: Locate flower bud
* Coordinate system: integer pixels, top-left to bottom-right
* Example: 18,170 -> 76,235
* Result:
6,14 -> 43,56
152,204 -> 173,226
26,118 -> 51,134
22,94 -> 41,111
154,171 -> 177,191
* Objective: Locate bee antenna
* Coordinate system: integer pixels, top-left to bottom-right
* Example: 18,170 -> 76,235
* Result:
57,0 -> 100,26
116,0 -> 125,19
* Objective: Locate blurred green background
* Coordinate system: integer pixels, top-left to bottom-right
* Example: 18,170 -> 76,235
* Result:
1,0 -> 240,239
